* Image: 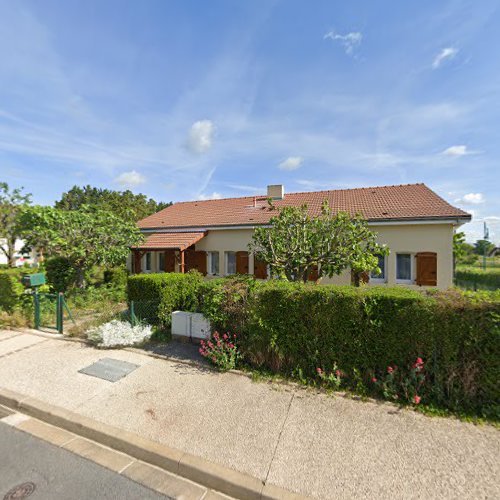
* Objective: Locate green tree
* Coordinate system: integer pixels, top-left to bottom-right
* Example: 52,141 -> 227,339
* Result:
473,239 -> 495,256
55,185 -> 171,222
0,183 -> 32,267
20,205 -> 143,287
453,232 -> 476,266
249,201 -> 387,284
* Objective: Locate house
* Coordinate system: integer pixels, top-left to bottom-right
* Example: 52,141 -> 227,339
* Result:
130,183 -> 471,289
0,239 -> 40,268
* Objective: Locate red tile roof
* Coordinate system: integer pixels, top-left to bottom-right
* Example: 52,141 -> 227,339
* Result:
138,183 -> 471,230
132,231 -> 206,250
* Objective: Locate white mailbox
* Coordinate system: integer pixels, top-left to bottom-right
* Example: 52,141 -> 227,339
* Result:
171,311 -> 211,341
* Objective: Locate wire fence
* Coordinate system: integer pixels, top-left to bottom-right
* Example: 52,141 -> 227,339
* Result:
453,278 -> 498,292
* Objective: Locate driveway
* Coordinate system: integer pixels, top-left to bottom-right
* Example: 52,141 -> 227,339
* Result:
0,330 -> 498,499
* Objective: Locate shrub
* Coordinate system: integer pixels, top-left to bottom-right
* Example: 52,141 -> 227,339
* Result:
103,267 -> 129,288
0,271 -> 24,312
87,319 -> 152,347
199,331 -> 240,371
127,271 -> 204,327
46,256 -> 76,292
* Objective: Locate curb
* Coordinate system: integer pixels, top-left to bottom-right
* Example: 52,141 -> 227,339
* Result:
0,387 -> 308,500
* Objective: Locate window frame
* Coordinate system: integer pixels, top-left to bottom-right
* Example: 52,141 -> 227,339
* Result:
144,252 -> 152,273
396,252 -> 414,284
369,254 -> 387,284
158,252 -> 165,272
207,251 -> 220,276
225,251 -> 236,275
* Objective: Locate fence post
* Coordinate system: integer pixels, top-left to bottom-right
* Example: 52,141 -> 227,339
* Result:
57,293 -> 64,334
33,290 -> 40,330
130,301 -> 136,326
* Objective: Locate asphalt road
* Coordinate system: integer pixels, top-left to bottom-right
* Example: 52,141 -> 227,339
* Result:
0,422 -> 169,500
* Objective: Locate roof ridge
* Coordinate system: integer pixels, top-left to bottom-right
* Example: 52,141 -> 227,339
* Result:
171,183 -> 427,205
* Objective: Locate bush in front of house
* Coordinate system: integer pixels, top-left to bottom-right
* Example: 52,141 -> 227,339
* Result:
87,319 -> 152,348
103,266 -> 129,289
46,256 -> 77,292
0,270 -> 24,312
127,271 -> 204,327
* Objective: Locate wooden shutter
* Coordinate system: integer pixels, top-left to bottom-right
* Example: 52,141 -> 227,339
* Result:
351,269 -> 369,285
133,250 -> 142,274
195,251 -> 207,275
308,265 -> 319,281
185,248 -> 207,274
416,252 -> 437,286
236,251 -> 249,274
254,256 -> 268,279
164,250 -> 176,272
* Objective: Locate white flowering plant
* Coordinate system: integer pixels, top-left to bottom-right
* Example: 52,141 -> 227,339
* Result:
87,320 -> 152,348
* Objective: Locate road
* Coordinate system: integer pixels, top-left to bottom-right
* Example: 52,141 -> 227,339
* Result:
0,421 -> 169,500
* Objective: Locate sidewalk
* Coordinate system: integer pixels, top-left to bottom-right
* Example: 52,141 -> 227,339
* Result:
0,329 -> 498,499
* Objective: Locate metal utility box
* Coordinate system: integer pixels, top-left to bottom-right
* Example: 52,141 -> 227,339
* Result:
171,311 -> 210,341
22,273 -> 46,288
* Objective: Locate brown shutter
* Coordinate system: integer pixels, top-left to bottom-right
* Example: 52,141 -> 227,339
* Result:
350,269 -> 369,285
236,251 -> 249,274
416,252 -> 437,286
184,248 -> 207,274
308,265 -> 319,281
133,250 -> 142,274
164,250 -> 176,272
254,256 -> 268,279
195,251 -> 207,275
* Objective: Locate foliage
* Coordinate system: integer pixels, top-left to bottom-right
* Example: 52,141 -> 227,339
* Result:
199,331 -> 240,371
45,256 -> 77,292
372,357 -> 426,405
55,185 -> 171,222
127,271 -> 204,327
87,319 -> 152,347
455,267 -> 500,290
316,366 -> 343,391
0,183 -> 32,267
19,205 -> 143,287
249,201 -> 387,283
453,232 -> 477,266
0,271 -> 24,312
474,239 -> 495,256
103,266 -> 129,288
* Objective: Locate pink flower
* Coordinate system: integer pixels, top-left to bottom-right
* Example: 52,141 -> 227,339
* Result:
223,333 -> 228,340
316,367 -> 323,375
387,366 -> 394,374
335,369 -> 342,377
413,395 -> 421,405
214,332 -> 220,339
371,377 -> 377,383
207,341 -> 213,348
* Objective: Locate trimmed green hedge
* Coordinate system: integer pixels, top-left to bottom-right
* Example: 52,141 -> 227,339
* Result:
127,271 -> 204,326
128,273 -> 500,417
0,271 -> 24,312
455,267 -> 500,290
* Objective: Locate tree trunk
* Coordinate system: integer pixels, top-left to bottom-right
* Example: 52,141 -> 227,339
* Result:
75,267 -> 86,288
7,236 -> 16,267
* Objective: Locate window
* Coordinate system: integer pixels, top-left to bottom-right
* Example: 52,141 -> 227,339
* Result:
225,251 -> 236,275
159,252 -> 165,272
396,253 -> 413,282
370,254 -> 386,282
145,252 -> 152,272
208,251 -> 219,275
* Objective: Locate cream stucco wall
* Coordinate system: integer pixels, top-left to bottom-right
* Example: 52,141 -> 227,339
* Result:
135,222 -> 455,289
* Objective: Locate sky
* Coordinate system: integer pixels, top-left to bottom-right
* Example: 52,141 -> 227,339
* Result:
0,0 -> 499,244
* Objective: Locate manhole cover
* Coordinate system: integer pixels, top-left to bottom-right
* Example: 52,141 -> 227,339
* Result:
3,482 -> 36,499
78,358 -> 139,382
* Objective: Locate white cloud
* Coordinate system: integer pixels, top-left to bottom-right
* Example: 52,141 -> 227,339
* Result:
278,156 -> 304,171
197,192 -> 222,200
456,193 -> 484,205
324,31 -> 362,55
432,47 -> 458,69
114,170 -> 146,187
187,120 -> 214,153
442,145 -> 469,157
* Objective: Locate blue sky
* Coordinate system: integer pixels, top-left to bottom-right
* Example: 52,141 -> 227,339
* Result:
0,0 -> 499,243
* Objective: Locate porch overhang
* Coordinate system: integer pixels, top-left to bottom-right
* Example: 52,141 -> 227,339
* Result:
132,231 -> 207,251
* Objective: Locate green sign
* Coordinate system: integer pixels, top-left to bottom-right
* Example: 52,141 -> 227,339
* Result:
22,273 -> 46,288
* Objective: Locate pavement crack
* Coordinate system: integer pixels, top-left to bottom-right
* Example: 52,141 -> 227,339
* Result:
264,390 -> 295,484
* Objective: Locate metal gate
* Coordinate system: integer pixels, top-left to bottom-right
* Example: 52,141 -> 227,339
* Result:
33,292 -> 72,334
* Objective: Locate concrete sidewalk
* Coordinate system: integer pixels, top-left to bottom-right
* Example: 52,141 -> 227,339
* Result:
0,330 -> 498,499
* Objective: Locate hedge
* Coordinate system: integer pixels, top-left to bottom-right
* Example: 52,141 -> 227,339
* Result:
103,267 -> 129,288
127,271 -> 204,327
0,271 -> 24,312
455,267 -> 500,290
46,256 -> 76,292
128,273 -> 500,417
